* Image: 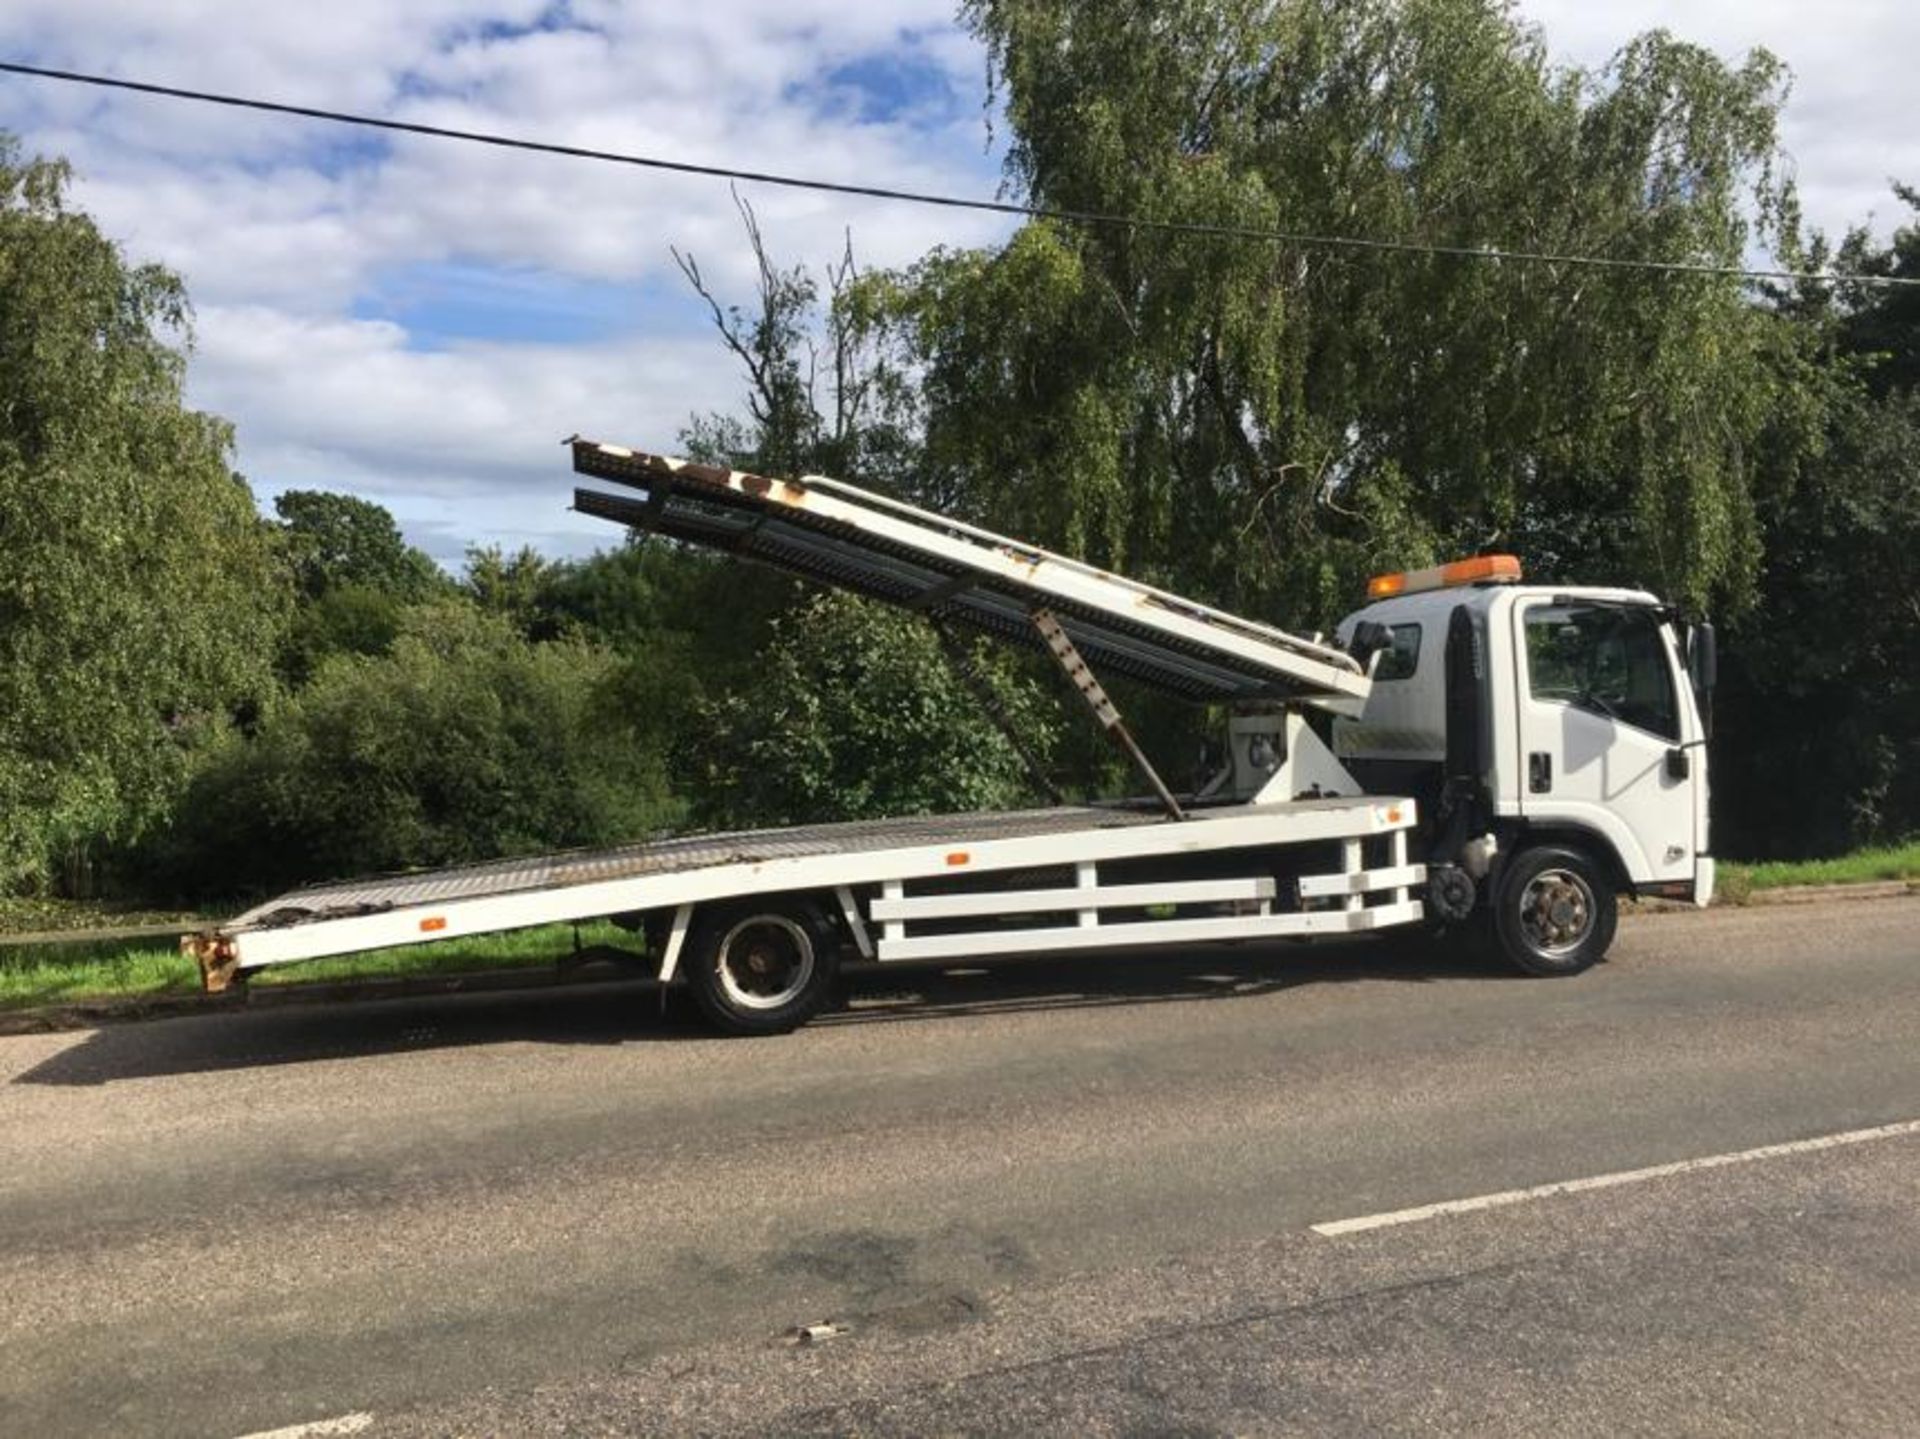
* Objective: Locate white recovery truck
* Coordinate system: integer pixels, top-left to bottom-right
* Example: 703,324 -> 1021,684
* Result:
184,440 -> 1719,1033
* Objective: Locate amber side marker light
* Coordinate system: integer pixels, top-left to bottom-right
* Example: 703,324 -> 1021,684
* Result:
1368,554 -> 1522,601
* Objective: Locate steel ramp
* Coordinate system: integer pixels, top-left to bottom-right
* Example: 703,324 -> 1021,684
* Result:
221,805 -> 1161,931
569,440 -> 1371,709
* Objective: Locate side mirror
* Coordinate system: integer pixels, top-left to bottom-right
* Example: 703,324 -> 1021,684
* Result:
1193,736 -> 1226,792
1687,621 -> 1718,695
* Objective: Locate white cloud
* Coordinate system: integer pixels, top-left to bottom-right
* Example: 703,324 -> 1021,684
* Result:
3,2 -> 1011,300
1517,0 -> 1919,241
0,2 -> 1910,563
188,303 -> 745,559
0,2 -> 1013,558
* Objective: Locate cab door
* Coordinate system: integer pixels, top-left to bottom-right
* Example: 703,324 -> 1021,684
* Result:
1509,598 -> 1701,885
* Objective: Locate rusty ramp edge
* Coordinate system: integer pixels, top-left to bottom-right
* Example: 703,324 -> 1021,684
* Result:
182,932 -> 240,992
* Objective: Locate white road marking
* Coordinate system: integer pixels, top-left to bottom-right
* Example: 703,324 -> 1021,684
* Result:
1312,1118 -> 1920,1237
233,1413 -> 373,1439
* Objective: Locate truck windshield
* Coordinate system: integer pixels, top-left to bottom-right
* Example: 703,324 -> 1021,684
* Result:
1524,603 -> 1679,741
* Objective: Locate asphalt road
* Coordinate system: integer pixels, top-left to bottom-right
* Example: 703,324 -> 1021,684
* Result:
1,897 -> 1916,1437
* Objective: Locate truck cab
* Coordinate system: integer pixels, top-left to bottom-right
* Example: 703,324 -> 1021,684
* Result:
1329,557 -> 1716,973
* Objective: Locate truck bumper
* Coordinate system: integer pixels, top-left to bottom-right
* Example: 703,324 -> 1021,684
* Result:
1693,856 -> 1716,908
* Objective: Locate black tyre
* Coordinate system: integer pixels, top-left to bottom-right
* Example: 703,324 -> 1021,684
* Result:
682,900 -> 841,1035
1492,844 -> 1616,977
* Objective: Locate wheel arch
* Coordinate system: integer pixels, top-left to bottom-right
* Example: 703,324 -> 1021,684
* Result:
1495,822 -> 1636,898
638,887 -> 863,985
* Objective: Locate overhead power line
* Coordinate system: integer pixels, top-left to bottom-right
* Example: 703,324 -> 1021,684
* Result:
3,58 -> 1914,290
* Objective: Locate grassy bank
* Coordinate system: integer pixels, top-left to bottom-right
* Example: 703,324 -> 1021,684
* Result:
0,920 -> 637,1011
0,895 -> 203,939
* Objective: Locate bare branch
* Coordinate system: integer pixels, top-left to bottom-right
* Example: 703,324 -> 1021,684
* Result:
673,244 -> 769,409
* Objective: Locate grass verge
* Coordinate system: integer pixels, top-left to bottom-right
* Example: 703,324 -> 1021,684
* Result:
0,920 -> 636,1012
1717,840 -> 1920,904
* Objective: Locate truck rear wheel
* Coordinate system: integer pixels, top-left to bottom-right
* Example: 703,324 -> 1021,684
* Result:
684,901 -> 840,1035
1492,844 -> 1616,977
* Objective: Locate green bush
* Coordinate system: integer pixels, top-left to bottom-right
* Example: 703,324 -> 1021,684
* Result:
685,591 -> 1056,828
152,603 -> 681,900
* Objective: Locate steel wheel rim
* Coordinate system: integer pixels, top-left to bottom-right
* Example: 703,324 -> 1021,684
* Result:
716,915 -> 815,1011
1518,868 -> 1595,958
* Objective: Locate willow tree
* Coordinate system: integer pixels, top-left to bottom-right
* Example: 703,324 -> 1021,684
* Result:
0,141 -> 284,893
864,0 -> 1814,626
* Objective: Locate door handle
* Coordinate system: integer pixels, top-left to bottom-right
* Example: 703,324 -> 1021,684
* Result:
1529,751 -> 1552,793
1666,747 -> 1691,780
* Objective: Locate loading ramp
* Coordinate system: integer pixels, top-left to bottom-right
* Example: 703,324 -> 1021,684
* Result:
569,441 -> 1372,712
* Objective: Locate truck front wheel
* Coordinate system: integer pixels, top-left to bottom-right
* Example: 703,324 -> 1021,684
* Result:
684,901 -> 841,1035
1492,845 -> 1616,977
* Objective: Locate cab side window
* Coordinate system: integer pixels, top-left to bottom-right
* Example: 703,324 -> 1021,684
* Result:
1524,604 -> 1678,741
1373,623 -> 1422,681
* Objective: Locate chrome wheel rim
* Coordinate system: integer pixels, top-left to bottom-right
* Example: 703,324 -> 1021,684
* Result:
716,915 -> 815,1011
1518,869 -> 1595,958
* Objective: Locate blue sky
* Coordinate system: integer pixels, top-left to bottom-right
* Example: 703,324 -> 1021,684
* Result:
0,1 -> 1914,565
349,265 -> 675,349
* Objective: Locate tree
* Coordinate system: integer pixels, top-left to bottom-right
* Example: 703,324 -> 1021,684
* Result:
675,191 -> 923,492
1714,387 -> 1920,855
1711,187 -> 1920,856
274,489 -> 442,601
277,583 -> 411,688
270,490 -> 447,684
856,0 -> 1815,630
0,140 -> 285,894
1837,184 -> 1920,399
463,543 -> 559,638
659,203 -> 1067,821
